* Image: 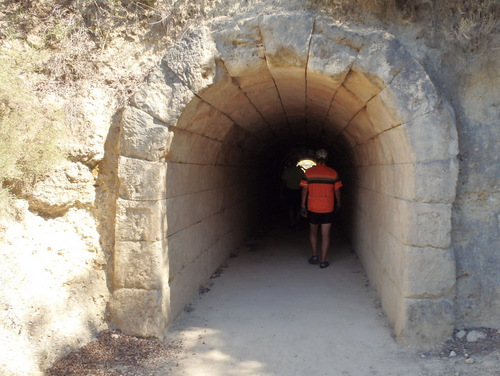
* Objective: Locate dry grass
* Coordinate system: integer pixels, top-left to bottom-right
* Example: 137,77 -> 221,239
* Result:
309,0 -> 500,55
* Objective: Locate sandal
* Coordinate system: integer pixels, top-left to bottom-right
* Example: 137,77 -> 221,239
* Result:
320,261 -> 330,269
308,255 -> 319,264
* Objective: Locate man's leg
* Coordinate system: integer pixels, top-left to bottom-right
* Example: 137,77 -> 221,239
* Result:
309,223 -> 319,257
320,222 -> 332,262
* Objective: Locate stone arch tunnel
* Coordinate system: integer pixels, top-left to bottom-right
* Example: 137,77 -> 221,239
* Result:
109,13 -> 459,344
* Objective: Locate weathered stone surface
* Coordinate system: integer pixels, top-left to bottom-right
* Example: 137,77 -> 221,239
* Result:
213,17 -> 288,134
131,65 -> 194,125
403,107 -> 459,163
353,34 -> 412,90
413,159 -> 458,203
109,289 -> 165,338
260,14 -> 314,126
174,96 -> 233,141
404,246 -> 456,300
114,241 -> 166,290
326,85 -> 365,135
167,128 -> 222,164
195,61 -> 271,139
260,13 -> 314,69
397,298 -> 455,344
162,27 -> 218,93
343,69 -> 381,104
117,157 -> 167,201
307,35 -> 357,123
115,199 -> 167,242
166,189 -> 224,236
406,202 -> 453,248
168,214 -> 224,278
26,161 -> 96,216
344,108 -> 378,146
119,106 -> 173,162
374,60 -> 439,127
166,163 -> 224,198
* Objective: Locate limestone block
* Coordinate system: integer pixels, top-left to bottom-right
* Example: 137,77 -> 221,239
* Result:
413,159 -> 458,203
115,199 -> 167,242
166,163 -> 223,198
393,162 -> 416,199
162,26 -> 218,93
120,106 -> 172,161
378,126 -> 413,164
222,124 -> 259,152
343,69 -> 380,104
175,96 -> 233,141
403,107 -> 459,163
397,298 -> 455,344
392,159 -> 458,203
117,157 -> 167,201
167,128 -> 222,165
197,61 -> 272,140
307,34 -> 357,122
213,16 -> 264,78
366,94 -> 396,134
110,288 -> 166,338
327,85 -> 366,135
166,189 -> 224,236
403,246 -> 456,300
352,136 -> 391,166
378,267 -> 405,331
357,164 -> 395,195
395,201 -> 452,248
353,35 -> 412,91
213,18 -> 288,133
168,214 -> 224,276
374,60 -> 439,127
313,17 -> 369,51
344,108 -> 378,145
131,65 -> 194,125
169,249 -> 214,319
260,13 -> 314,69
260,14 -> 314,124
216,144 -> 247,166
114,241 -> 166,290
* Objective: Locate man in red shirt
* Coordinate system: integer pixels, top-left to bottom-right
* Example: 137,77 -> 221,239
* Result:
300,149 -> 342,269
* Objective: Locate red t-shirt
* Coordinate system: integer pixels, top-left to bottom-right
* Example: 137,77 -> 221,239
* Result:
300,163 -> 342,213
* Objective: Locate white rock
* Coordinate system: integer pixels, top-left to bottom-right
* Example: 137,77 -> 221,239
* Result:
449,350 -> 457,358
456,330 -> 467,339
467,330 -> 486,343
465,358 -> 475,364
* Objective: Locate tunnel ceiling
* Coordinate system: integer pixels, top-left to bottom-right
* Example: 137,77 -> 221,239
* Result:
159,14 -> 409,166
129,12 -> 457,174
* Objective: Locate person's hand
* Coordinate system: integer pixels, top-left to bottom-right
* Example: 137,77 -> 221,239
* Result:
335,202 -> 341,213
300,205 -> 307,218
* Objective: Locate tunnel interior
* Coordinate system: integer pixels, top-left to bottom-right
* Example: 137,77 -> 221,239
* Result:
111,14 -> 459,344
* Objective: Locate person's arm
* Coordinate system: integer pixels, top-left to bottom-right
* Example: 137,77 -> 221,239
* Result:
334,187 -> 341,210
301,186 -> 308,217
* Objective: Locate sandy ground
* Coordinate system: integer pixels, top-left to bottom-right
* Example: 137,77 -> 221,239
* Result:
48,217 -> 500,376
162,221 -> 500,376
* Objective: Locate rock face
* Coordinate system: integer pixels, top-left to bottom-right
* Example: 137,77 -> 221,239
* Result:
1,1 -> 499,375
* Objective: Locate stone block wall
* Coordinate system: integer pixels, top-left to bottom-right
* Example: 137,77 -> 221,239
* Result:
110,13 -> 462,344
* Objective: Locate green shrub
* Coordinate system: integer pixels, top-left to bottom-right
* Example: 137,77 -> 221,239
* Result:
0,43 -> 66,218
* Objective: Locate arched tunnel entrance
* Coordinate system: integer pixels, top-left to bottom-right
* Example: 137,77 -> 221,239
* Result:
109,13 -> 459,344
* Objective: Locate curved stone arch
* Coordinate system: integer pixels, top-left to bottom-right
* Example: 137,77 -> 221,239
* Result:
110,13 -> 459,344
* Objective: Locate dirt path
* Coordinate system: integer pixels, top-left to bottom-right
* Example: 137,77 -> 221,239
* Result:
49,222 -> 500,376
